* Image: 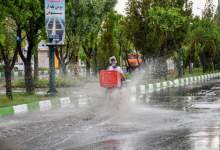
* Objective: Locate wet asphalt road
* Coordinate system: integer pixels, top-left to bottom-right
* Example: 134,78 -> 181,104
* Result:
1,79 -> 220,150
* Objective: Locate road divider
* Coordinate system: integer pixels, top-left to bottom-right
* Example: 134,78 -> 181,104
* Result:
139,72 -> 220,94
0,97 -> 76,117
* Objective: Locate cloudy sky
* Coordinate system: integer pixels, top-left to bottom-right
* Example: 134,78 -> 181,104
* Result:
115,0 -> 218,16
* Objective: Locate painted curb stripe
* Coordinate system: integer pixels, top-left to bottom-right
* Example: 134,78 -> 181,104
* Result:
27,102 -> 40,112
39,100 -> 52,111
194,76 -> 197,81
168,81 -> 173,87
78,96 -> 88,107
60,97 -> 71,107
180,79 -> 184,84
13,104 -> 28,114
174,79 -> 179,85
145,73 -> 220,93
186,78 -> 189,84
148,84 -> 154,90
156,83 -> 161,88
0,107 -> 14,117
51,99 -> 60,108
162,82 -> 167,87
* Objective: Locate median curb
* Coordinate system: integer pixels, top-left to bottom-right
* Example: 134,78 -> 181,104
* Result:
0,97 -> 68,117
0,72 -> 220,117
134,72 -> 220,95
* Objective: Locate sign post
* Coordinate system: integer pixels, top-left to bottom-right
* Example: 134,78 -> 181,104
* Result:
45,0 -> 65,96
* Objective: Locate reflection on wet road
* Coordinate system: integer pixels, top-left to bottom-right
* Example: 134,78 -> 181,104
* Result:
1,80 -> 220,150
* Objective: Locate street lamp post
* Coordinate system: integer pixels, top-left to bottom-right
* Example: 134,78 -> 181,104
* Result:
45,0 -> 65,96
47,44 -> 57,96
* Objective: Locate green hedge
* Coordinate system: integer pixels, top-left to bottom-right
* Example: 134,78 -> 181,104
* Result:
13,77 -> 83,88
39,67 -> 49,72
0,93 -> 49,107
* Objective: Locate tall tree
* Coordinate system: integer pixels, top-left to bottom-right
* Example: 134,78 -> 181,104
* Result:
0,0 -> 30,99
0,18 -> 21,100
17,0 -> 44,93
125,0 -> 192,78
125,0 -> 192,58
2,0 -> 44,93
97,11 -> 121,70
79,0 -> 117,77
187,18 -> 220,72
55,0 -> 81,76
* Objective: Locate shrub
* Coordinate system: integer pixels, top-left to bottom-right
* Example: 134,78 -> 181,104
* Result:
39,67 -> 49,72
13,77 -> 82,88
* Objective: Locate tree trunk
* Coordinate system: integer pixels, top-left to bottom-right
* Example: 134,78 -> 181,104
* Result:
92,57 -> 98,77
61,62 -> 67,75
24,61 -> 34,93
34,52 -> 39,82
86,59 -> 91,78
4,66 -> 13,100
161,57 -> 168,80
189,62 -> 193,74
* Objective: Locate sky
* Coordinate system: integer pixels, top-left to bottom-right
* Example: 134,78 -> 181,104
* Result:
115,0 -> 218,16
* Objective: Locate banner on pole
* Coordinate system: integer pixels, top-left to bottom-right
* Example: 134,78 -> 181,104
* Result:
45,0 -> 65,45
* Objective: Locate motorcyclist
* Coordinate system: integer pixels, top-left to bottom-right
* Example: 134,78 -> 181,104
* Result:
108,56 -> 126,81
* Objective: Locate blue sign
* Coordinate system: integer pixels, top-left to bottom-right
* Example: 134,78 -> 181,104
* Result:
45,0 -> 65,45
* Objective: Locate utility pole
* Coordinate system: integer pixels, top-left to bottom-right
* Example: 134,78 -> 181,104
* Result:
45,0 -> 65,96
218,0 -> 220,23
47,43 -> 57,96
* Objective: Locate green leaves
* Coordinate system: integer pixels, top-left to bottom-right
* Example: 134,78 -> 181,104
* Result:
185,16 -> 220,72
125,0 -> 192,58
148,7 -> 187,32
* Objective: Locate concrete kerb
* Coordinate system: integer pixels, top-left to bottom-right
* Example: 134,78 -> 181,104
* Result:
168,81 -> 174,87
144,72 -> 220,94
156,82 -> 161,89
162,81 -> 168,88
180,78 -> 185,85
0,97 -> 72,117
174,79 -> 179,87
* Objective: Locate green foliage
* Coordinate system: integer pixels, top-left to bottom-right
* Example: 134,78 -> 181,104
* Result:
64,0 -> 117,76
0,93 -> 48,108
148,6 -> 189,56
125,0 -> 192,58
0,18 -> 17,58
13,77 -> 83,88
39,68 -> 49,72
186,18 -> 220,72
97,11 -> 121,69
